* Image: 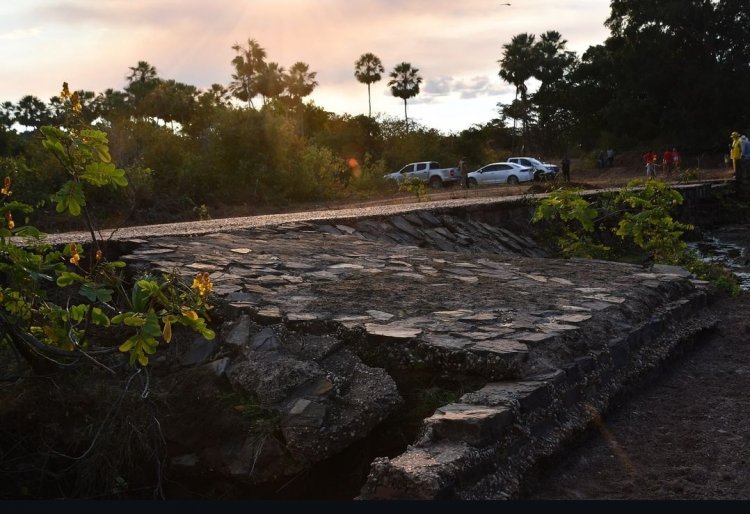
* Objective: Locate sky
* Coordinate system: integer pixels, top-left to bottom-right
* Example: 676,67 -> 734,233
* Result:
0,0 -> 611,134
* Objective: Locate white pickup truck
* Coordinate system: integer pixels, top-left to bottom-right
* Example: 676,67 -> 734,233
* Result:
384,161 -> 462,189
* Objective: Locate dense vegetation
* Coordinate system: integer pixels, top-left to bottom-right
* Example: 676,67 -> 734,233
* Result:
0,0 -> 748,230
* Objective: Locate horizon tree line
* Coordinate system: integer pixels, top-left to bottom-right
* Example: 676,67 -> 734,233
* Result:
4,0 -> 750,158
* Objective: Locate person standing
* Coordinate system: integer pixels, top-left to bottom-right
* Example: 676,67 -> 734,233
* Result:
672,148 -> 681,172
643,150 -> 657,179
561,156 -> 571,182
459,158 -> 469,189
731,132 -> 743,185
606,148 -> 614,167
662,148 -> 673,179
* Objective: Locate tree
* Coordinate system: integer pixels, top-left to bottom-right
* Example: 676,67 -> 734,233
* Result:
0,83 -> 215,374
256,62 -> 286,106
199,83 -> 232,109
388,62 -> 422,130
229,38 -> 267,109
285,62 -> 318,103
13,95 -> 51,130
95,88 -> 132,124
354,53 -> 385,117
575,0 -> 729,150
143,80 -> 198,129
498,33 -> 537,149
0,101 -> 15,129
125,61 -> 161,120
531,31 -> 578,153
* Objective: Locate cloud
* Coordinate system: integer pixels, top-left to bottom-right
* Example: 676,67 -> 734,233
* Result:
0,0 -> 611,132
0,27 -> 41,40
420,75 -> 513,101
423,77 -> 454,97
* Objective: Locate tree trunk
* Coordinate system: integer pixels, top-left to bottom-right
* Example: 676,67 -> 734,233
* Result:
367,83 -> 372,118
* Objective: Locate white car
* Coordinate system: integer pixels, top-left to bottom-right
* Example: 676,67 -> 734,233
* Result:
467,162 -> 534,187
506,157 -> 558,180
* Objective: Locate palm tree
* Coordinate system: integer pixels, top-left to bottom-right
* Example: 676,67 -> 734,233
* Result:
534,31 -> 576,85
256,62 -> 286,106
354,53 -> 384,117
388,62 -> 422,130
285,62 -> 318,103
125,61 -> 160,118
229,38 -> 267,109
126,60 -> 158,84
498,33 -> 537,147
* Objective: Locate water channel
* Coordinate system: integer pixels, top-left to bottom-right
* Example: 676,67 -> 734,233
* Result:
690,225 -> 750,291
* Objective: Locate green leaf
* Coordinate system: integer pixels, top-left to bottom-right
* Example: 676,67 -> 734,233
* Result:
142,311 -> 162,338
56,271 -> 84,287
131,280 -> 158,311
119,335 -> 138,353
69,304 -> 88,322
80,283 -> 114,303
141,336 -> 158,354
90,308 -> 110,327
42,139 -> 66,159
81,162 -> 128,188
122,314 -> 146,327
53,181 -> 86,216
12,225 -> 43,239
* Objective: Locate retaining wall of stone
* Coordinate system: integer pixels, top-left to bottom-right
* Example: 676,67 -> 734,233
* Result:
358,283 -> 716,499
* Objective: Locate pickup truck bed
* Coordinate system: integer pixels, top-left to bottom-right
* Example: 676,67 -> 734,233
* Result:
384,161 -> 462,188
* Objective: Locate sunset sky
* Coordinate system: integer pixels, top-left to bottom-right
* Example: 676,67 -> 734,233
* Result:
0,0 -> 611,133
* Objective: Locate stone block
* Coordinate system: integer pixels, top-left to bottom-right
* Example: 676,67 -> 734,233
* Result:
425,403 -> 514,446
461,380 -> 552,413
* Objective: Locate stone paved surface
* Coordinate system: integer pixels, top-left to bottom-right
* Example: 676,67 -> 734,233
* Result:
115,204 -> 715,499
121,213 -> 706,384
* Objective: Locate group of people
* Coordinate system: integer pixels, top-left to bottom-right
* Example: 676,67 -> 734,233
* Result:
729,131 -> 750,185
642,148 -> 681,179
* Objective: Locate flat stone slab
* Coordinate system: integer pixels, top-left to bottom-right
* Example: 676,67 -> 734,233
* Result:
425,403 -> 514,446
119,212 -> 710,384
365,324 -> 423,340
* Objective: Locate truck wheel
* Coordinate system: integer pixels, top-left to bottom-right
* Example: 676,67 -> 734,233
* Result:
507,175 -> 519,185
429,176 -> 443,189
468,178 -> 478,188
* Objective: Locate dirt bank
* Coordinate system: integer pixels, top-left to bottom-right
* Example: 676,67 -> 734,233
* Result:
525,291 -> 750,500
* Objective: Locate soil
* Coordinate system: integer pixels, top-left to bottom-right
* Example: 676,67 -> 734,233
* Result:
524,291 -> 750,500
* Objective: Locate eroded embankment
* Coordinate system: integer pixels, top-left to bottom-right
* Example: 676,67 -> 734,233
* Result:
107,193 -> 720,500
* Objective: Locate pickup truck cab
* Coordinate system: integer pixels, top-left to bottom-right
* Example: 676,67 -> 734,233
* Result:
384,161 -> 461,189
506,157 -> 559,181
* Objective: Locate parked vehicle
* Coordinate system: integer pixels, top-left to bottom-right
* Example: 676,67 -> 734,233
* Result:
384,161 -> 462,189
467,162 -> 534,187
506,157 -> 559,180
